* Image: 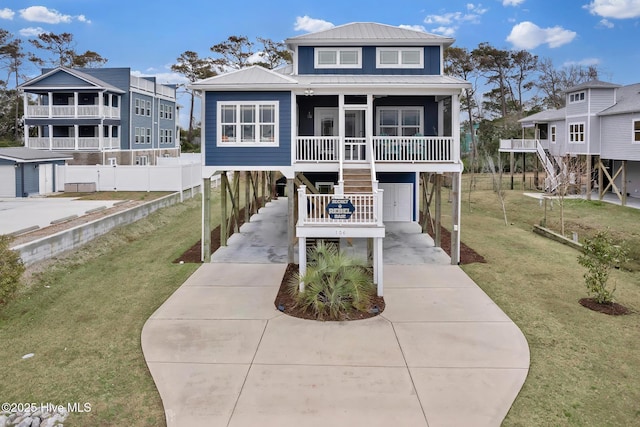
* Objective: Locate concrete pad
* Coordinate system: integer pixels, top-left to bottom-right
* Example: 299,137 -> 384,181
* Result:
147,362 -> 249,427
394,322 -> 530,368
411,367 -> 529,427
384,264 -> 477,288
0,197 -> 121,235
229,365 -> 427,427
383,288 -> 512,322
150,286 -> 279,320
184,263 -> 286,287
142,319 -> 266,364
254,315 -> 405,367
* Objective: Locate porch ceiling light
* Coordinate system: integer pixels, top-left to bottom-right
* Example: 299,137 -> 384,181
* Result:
304,88 -> 314,96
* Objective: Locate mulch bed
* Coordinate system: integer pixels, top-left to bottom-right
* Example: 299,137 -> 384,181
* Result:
425,222 -> 486,265
579,298 -> 630,316
273,263 -> 386,321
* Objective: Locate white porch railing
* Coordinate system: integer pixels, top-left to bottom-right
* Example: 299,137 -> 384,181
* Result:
27,137 -> 120,150
26,105 -> 121,119
499,139 -> 537,151
297,186 -> 383,227
295,136 -> 455,163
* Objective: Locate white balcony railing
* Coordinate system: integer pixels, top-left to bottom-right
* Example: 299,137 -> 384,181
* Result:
27,137 -> 120,150
499,139 -> 538,151
26,105 -> 121,119
295,136 -> 455,163
297,187 -> 384,227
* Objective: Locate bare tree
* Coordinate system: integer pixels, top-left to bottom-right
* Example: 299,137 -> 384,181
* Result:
29,32 -> 107,68
536,59 -> 600,109
210,35 -> 255,71
253,37 -> 292,70
485,153 -> 508,226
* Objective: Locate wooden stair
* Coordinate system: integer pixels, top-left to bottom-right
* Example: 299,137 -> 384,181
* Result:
343,168 -> 373,193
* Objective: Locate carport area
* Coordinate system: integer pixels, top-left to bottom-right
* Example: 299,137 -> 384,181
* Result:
142,197 -> 531,427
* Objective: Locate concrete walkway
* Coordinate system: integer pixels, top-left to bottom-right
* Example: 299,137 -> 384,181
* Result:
142,200 -> 530,427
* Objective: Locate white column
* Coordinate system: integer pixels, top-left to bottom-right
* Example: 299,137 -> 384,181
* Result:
366,93 -> 374,165
376,237 -> 384,296
99,91 -> 104,118
98,123 -> 104,150
48,92 -> 53,118
48,124 -> 53,150
74,124 -> 79,150
24,125 -> 29,147
74,92 -> 78,118
299,237 -> 306,292
452,92 -> 461,162
338,94 -> 345,186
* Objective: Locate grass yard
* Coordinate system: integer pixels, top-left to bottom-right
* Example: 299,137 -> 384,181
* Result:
0,189 -> 231,426
458,184 -> 640,426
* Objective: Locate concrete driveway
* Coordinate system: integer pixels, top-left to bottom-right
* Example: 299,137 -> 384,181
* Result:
142,198 -> 530,427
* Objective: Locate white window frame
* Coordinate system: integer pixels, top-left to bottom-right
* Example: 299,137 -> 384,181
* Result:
376,47 -> 423,69
314,48 -> 362,69
633,120 -> 640,144
550,125 -> 556,143
569,91 -> 585,104
146,128 -> 151,144
135,155 -> 148,165
376,106 -> 424,137
159,104 -> 165,119
134,99 -> 140,115
134,127 -> 141,144
568,122 -> 585,144
146,101 -> 151,117
217,101 -> 279,147
168,105 -> 173,120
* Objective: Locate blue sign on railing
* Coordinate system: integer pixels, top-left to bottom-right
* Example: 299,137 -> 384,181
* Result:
326,198 -> 355,220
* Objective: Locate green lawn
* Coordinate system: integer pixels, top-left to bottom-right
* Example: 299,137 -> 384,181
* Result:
459,186 -> 640,426
0,191 -> 227,426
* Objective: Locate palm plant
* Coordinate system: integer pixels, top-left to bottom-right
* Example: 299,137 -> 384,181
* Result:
289,242 -> 375,320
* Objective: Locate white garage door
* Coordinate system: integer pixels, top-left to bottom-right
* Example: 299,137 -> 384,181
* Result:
379,183 -> 412,222
0,165 -> 16,197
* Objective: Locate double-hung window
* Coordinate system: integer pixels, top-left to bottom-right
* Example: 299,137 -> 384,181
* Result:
377,107 -> 423,136
315,48 -> 362,69
218,101 -> 278,146
569,92 -> 585,104
568,123 -> 585,143
633,120 -> 640,144
550,125 -> 556,143
376,48 -> 423,68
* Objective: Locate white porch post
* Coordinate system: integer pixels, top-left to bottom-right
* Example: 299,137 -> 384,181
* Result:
23,93 -> 29,147
367,93 -> 374,166
98,122 -> 104,150
48,92 -> 53,118
452,93 -> 461,162
74,124 -> 79,150
299,237 -> 306,292
451,171 -> 462,265
48,124 -> 53,150
338,93 -> 345,187
99,91 -> 104,118
74,92 -> 78,118
375,237 -> 384,296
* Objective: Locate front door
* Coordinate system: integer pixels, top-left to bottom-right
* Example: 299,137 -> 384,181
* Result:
379,183 -> 413,222
345,109 -> 366,161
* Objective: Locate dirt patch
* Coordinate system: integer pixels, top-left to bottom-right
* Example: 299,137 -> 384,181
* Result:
579,298 -> 630,316
425,221 -> 486,265
273,263 -> 385,321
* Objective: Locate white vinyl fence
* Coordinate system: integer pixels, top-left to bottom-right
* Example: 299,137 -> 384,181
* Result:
56,163 -> 202,194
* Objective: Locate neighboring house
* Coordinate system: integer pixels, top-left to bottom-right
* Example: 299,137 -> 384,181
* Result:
0,147 -> 72,197
501,80 -> 640,204
19,67 -> 179,166
191,22 -> 470,292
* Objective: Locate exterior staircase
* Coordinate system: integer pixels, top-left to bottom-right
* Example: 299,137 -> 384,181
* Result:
342,168 -> 373,193
535,141 -> 559,193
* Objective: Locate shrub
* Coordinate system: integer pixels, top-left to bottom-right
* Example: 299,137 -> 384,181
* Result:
289,241 -> 375,320
0,235 -> 25,305
577,231 -> 629,304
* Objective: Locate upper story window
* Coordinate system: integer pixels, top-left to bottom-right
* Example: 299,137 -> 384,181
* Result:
568,122 -> 585,143
218,101 -> 278,146
550,125 -> 556,143
376,48 -> 423,68
633,120 -> 640,144
314,48 -> 362,69
146,101 -> 152,116
134,99 -> 141,115
569,91 -> 585,104
377,107 -> 423,136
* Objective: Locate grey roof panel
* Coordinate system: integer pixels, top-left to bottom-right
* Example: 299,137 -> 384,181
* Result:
598,83 -> 640,116
565,79 -> 620,93
20,67 -> 126,94
191,66 -> 298,88
286,22 -> 454,46
519,108 -> 566,124
0,147 -> 73,162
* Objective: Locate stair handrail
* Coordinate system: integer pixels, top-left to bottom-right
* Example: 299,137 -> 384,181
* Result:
535,140 -> 558,192
368,134 -> 378,192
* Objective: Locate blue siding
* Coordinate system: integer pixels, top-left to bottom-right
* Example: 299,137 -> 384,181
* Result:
130,93 -> 154,149
205,91 -> 292,167
298,46 -> 440,75
29,72 -> 95,88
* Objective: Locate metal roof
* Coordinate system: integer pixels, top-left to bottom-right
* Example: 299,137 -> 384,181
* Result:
294,74 -> 469,88
519,108 -> 566,124
565,79 -> 621,93
0,147 -> 73,162
19,67 -> 126,94
598,83 -> 640,116
285,22 -> 455,47
190,66 -> 298,89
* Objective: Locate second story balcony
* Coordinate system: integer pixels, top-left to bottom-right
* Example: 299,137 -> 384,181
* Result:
23,90 -> 122,120
26,104 -> 121,119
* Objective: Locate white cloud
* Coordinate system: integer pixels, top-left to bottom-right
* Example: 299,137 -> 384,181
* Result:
19,26 -> 46,37
584,0 -> 640,19
77,15 -> 92,24
20,6 -> 72,24
293,15 -> 334,33
424,4 -> 487,36
399,24 -> 427,32
502,0 -> 525,6
506,21 -> 576,49
598,18 -> 615,28
563,57 -> 601,67
0,8 -> 15,20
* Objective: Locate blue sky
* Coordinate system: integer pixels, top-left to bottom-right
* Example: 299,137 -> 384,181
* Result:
1,0 -> 639,127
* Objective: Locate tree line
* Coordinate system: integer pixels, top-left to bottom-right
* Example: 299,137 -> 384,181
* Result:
1,27 -> 601,152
